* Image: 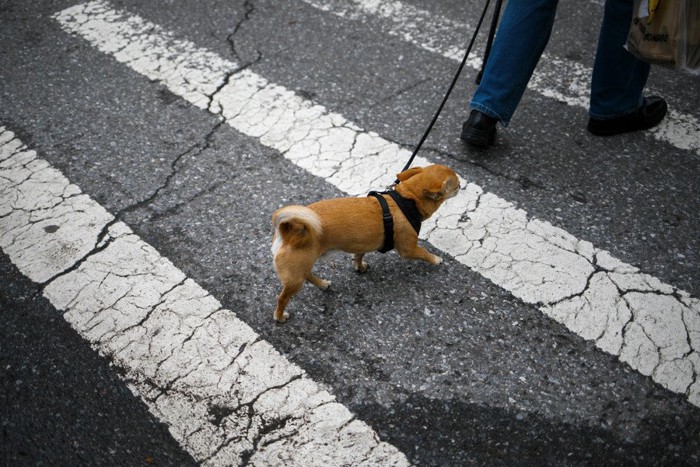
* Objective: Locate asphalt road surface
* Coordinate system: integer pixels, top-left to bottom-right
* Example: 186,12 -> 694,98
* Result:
1,0 -> 699,465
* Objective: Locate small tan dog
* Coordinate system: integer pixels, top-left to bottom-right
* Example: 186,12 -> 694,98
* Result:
271,164 -> 460,322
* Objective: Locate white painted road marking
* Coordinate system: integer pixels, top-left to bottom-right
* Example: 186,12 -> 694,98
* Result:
301,0 -> 700,154
0,126 -> 409,465
53,0 -> 700,407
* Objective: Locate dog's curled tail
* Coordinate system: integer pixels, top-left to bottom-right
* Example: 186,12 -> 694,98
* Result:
272,206 -> 322,251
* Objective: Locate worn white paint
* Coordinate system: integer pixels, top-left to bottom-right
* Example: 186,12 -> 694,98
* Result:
0,141 -> 113,283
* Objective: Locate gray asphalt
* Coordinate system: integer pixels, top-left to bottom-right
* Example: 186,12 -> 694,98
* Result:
1,0 -> 699,465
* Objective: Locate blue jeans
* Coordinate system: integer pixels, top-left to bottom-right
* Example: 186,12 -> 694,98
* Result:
471,0 -> 651,125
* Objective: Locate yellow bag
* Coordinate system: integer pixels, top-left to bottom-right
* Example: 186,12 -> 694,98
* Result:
626,0 -> 700,74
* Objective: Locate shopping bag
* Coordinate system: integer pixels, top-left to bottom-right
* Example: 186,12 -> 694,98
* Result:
626,0 -> 700,75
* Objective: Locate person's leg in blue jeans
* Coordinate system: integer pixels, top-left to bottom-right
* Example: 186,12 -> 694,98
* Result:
587,0 -> 667,135
590,0 -> 649,117
462,0 -> 667,146
461,0 -> 559,146
471,0 -> 559,125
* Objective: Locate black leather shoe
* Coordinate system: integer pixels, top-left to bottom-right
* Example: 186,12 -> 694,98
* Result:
587,96 -> 668,137
461,109 -> 497,147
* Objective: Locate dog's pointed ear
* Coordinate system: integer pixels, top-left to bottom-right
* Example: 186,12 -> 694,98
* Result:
423,188 -> 443,201
423,177 -> 456,201
396,167 -> 423,182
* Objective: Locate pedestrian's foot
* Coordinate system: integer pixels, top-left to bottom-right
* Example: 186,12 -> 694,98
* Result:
587,96 -> 667,137
461,109 -> 497,147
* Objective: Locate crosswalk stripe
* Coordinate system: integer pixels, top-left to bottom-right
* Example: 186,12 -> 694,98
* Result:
52,1 -> 700,409
301,0 -> 700,155
0,125 -> 410,463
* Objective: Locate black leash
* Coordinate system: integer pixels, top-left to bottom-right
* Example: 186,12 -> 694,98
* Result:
393,0 -> 494,185
368,0 -> 498,254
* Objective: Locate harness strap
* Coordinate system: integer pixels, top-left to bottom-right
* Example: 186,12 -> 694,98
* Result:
385,190 -> 422,235
368,190 -> 424,253
368,191 -> 394,253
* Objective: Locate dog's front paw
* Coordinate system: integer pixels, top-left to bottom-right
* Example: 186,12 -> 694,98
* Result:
352,254 -> 369,273
319,279 -> 332,290
430,254 -> 443,265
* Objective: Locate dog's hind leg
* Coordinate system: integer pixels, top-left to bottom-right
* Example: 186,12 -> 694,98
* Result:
273,280 -> 303,323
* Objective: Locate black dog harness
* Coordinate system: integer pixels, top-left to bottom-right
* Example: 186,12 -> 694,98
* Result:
367,190 -> 423,253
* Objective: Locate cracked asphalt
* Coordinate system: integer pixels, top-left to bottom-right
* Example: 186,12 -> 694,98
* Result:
2,0 -> 700,465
